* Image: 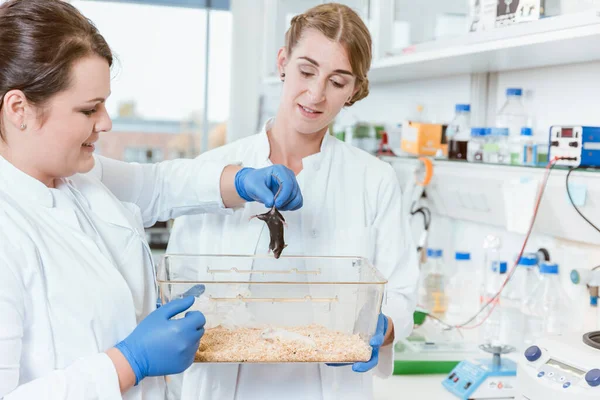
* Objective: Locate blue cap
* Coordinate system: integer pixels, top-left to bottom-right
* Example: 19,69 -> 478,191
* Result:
456,104 -> 471,112
427,249 -> 443,258
521,127 -> 533,136
471,127 -> 487,137
507,88 -> 523,96
455,252 -> 471,261
487,128 -> 509,136
492,261 -> 508,274
539,262 -> 559,274
518,253 -> 538,267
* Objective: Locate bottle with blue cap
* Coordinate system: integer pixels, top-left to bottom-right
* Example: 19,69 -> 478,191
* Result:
467,127 -> 488,163
418,248 -> 447,317
508,126 -> 536,166
480,260 -> 510,347
500,252 -> 541,350
522,262 -> 573,346
445,251 -> 481,325
483,127 -> 510,164
448,104 -> 471,161
496,87 -> 530,138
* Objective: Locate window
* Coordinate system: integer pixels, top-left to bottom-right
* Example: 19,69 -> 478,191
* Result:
71,0 -> 232,161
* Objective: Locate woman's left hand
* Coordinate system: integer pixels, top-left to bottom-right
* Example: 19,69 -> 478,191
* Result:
234,165 -> 303,211
327,313 -> 390,373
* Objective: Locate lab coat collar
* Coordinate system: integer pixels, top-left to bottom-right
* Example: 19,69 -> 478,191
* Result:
0,154 -> 54,207
258,117 -> 332,169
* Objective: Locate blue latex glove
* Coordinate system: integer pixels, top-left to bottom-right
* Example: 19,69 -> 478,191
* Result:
115,296 -> 205,385
234,165 -> 303,211
327,313 -> 389,373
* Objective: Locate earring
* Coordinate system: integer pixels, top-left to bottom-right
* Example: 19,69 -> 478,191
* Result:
20,123 -> 26,130
280,72 -> 285,82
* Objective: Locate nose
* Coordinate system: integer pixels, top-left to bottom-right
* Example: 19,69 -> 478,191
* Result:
307,78 -> 326,104
95,108 -> 112,133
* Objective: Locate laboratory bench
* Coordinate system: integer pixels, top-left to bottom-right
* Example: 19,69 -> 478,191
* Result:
374,375 -> 455,400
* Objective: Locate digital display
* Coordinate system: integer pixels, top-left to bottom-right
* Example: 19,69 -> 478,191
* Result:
545,358 -> 586,377
561,128 -> 574,138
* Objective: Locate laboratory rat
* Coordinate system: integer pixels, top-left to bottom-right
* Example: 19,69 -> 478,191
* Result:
249,177 -> 287,259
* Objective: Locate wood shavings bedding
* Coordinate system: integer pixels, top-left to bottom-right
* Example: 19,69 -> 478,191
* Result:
195,324 -> 372,363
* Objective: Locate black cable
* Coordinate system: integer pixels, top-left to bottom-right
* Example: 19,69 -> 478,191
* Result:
566,167 -> 600,234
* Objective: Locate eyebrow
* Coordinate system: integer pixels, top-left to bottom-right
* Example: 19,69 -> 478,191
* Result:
298,56 -> 354,77
85,92 -> 111,103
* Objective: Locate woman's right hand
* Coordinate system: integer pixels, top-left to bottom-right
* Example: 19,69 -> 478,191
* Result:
112,296 -> 205,386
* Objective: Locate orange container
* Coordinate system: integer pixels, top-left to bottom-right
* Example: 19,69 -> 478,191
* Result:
401,121 -> 448,156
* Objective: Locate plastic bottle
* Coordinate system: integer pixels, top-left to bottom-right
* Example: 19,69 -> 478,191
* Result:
500,253 -> 540,351
522,262 -> 572,346
508,127 -> 533,166
448,104 -> 472,161
419,249 -> 447,317
480,261 -> 508,347
445,252 -> 480,326
496,88 -> 530,138
467,127 -> 487,163
483,128 -> 510,164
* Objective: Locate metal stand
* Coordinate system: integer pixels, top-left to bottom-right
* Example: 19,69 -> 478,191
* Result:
479,344 -> 515,369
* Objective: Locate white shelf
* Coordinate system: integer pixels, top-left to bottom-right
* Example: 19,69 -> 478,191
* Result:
383,156 -> 600,246
370,11 -> 600,83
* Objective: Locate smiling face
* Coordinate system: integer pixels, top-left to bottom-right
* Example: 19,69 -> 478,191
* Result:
1,55 -> 112,184
277,28 -> 359,136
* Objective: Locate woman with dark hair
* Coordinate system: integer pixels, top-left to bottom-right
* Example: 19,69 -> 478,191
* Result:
0,1 -> 302,399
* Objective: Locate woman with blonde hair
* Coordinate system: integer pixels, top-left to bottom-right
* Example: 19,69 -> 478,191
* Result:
167,3 -> 419,399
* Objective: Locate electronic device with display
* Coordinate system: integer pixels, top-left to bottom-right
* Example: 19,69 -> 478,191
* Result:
549,125 -> 600,168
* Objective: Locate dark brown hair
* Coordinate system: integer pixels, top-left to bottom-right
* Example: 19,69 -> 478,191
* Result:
285,3 -> 372,106
0,0 -> 113,139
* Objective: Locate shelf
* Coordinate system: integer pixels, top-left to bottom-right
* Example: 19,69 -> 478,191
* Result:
372,11 -> 600,84
382,156 -> 600,246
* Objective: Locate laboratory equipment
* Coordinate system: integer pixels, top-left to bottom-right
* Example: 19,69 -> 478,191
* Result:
571,267 -> 600,308
442,344 -> 517,399
522,262 -> 573,346
483,128 -> 510,164
549,125 -> 600,168
157,254 -> 386,363
419,248 -> 447,317
496,88 -> 529,138
517,332 -> 600,399
467,128 -> 488,163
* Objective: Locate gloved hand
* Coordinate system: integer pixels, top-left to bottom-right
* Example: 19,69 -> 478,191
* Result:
115,296 -> 205,385
327,313 -> 389,373
234,165 -> 303,211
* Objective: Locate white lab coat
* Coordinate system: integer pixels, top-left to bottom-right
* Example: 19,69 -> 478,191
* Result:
166,118 -> 420,400
0,154 -> 232,400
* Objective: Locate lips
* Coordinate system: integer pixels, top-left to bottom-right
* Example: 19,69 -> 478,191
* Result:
298,104 -> 323,119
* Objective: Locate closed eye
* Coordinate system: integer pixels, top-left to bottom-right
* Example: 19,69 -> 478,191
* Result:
300,71 -> 314,77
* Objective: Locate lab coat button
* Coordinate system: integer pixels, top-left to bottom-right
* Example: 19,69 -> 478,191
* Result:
311,229 -> 318,238
314,163 -> 320,171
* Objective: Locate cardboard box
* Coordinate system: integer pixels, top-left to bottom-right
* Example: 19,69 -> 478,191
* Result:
401,121 -> 448,156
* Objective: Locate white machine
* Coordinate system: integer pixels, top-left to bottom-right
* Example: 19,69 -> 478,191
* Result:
517,332 -> 600,399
